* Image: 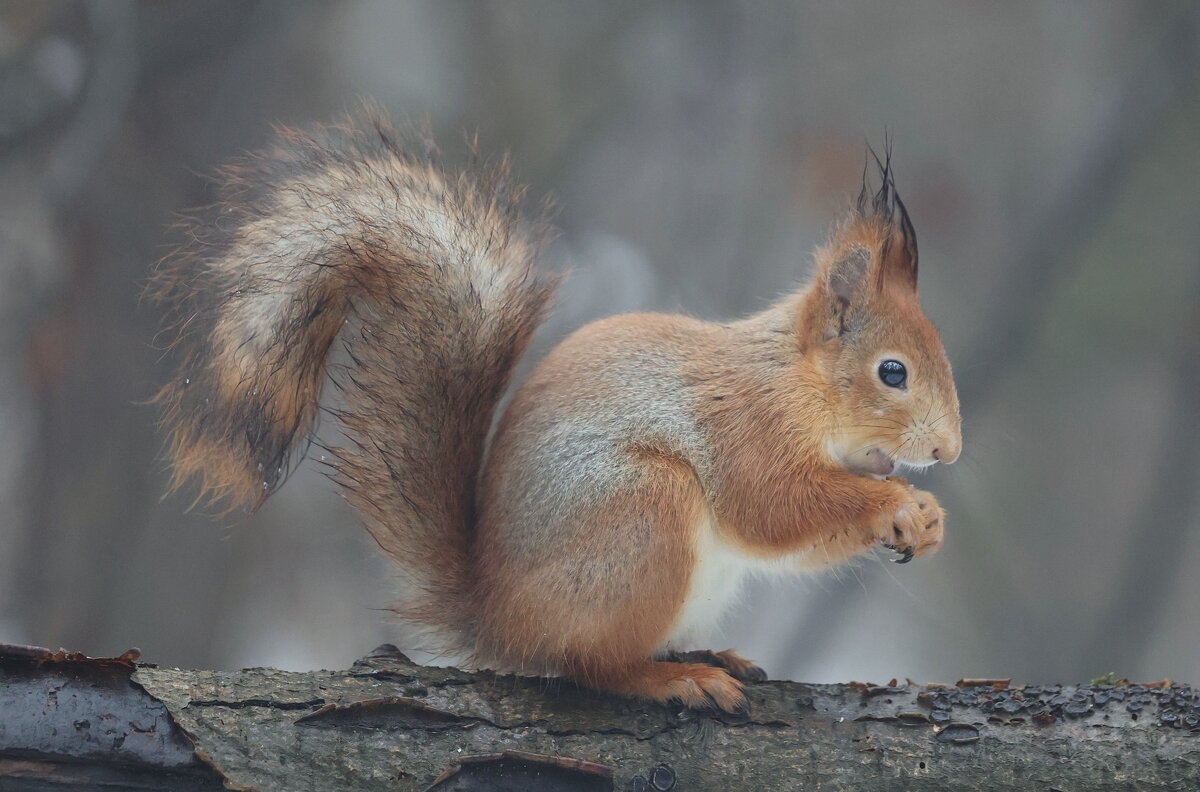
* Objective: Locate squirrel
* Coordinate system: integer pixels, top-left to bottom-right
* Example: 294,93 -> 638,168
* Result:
151,109 -> 961,714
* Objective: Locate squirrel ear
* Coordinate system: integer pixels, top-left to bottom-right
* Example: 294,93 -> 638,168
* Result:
824,244 -> 871,337
877,193 -> 918,292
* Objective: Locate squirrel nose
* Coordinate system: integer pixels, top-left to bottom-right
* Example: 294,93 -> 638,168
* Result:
932,443 -> 960,465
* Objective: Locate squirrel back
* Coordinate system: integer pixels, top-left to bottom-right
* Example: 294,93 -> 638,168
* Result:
151,111 -> 557,645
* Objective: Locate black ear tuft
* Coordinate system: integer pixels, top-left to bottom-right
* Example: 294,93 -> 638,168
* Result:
891,188 -> 919,287
858,137 -> 919,290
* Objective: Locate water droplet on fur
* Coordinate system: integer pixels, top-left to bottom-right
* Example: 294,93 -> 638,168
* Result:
262,481 -> 269,490
252,386 -> 259,396
184,378 -> 190,385
257,463 -> 264,471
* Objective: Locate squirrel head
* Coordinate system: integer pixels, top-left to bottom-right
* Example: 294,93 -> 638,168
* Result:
796,153 -> 961,477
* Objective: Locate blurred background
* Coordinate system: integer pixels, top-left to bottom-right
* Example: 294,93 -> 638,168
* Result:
0,0 -> 1197,686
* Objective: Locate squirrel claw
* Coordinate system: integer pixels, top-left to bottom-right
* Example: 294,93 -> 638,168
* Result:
729,697 -> 752,718
882,542 -> 914,563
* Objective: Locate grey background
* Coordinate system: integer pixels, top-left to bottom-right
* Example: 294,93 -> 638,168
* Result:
1,0 -> 1198,686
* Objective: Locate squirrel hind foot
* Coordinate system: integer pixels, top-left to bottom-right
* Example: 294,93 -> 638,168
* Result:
577,659 -> 747,714
664,648 -> 768,684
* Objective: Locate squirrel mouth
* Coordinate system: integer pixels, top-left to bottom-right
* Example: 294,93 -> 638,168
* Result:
850,447 -> 895,477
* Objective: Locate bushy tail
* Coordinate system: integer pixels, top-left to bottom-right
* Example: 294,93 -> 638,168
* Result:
151,110 -> 557,642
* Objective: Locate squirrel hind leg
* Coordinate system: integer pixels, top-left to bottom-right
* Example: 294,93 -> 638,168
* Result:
569,657 -> 747,714
663,648 -> 767,684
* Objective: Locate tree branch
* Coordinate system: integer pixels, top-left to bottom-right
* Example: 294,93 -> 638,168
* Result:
3,643 -> 1199,791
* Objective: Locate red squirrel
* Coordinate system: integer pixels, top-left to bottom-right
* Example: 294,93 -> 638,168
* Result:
152,110 -> 961,713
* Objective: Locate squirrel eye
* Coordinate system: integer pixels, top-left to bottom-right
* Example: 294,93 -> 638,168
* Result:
878,359 -> 907,388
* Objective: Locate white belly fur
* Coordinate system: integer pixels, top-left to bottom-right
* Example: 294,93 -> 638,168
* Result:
663,510 -> 792,650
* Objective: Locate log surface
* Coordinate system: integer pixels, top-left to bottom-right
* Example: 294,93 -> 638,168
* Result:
2,643 -> 1199,791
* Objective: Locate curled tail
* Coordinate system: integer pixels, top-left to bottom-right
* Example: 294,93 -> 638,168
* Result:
151,110 -> 557,642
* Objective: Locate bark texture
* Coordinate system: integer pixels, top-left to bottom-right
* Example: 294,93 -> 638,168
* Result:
2,643 -> 1199,791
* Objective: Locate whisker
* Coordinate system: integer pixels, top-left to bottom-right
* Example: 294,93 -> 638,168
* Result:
890,437 -> 914,460
874,551 -> 920,603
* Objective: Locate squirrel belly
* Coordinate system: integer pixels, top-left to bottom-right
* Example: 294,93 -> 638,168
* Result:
665,508 -> 784,650
154,111 -> 961,714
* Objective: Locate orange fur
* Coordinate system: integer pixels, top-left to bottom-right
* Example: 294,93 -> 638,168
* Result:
153,114 -> 960,714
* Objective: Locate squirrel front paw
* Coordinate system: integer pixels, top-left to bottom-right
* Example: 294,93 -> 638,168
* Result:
875,480 -> 944,563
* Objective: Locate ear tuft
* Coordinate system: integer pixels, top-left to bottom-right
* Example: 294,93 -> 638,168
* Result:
857,141 -> 919,291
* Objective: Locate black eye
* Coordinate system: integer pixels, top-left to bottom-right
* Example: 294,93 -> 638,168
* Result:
878,359 -> 907,388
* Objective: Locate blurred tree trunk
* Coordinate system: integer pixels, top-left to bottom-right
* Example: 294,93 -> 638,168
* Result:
3,644 -> 1199,792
